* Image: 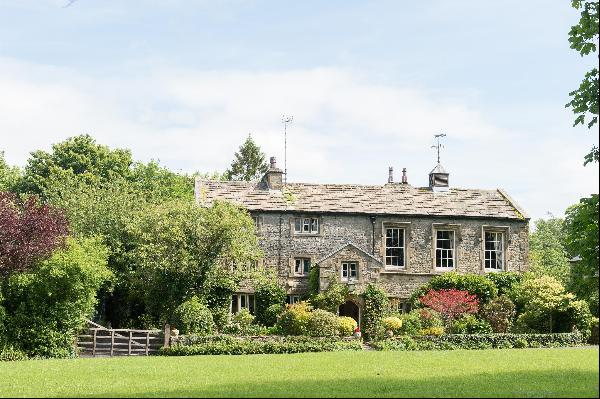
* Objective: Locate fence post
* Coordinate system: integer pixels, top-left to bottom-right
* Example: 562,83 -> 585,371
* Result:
110,330 -> 115,357
128,330 -> 132,356
145,332 -> 150,356
92,329 -> 97,357
163,323 -> 171,349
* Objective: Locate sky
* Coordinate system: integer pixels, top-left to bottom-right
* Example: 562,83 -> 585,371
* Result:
0,0 -> 598,221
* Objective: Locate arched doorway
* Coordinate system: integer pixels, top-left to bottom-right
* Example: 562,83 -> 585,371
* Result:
338,301 -> 360,325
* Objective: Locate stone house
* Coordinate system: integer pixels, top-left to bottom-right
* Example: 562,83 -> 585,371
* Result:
195,157 -> 529,324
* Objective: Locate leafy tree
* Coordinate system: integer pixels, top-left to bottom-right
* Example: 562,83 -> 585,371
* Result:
0,152 -> 21,192
20,134 -> 133,196
566,0 -> 599,164
224,135 -> 269,181
254,279 -> 286,326
127,199 -> 261,324
419,289 -> 479,329
0,192 -> 69,276
563,194 -> 599,314
1,237 -> 111,357
529,217 -> 571,284
311,279 -> 349,313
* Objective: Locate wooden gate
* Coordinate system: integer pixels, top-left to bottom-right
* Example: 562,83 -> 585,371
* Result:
77,320 -> 163,357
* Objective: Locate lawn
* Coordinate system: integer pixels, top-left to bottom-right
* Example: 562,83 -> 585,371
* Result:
0,348 -> 598,398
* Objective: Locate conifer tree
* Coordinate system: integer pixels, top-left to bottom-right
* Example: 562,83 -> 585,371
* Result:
224,135 -> 269,181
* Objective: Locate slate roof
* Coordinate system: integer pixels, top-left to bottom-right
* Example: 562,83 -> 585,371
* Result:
195,179 -> 529,221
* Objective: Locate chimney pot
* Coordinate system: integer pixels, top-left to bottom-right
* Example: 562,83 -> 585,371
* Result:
402,168 -> 408,184
388,167 -> 394,183
270,157 -> 277,169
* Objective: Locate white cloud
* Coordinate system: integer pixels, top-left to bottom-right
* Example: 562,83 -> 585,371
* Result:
0,57 -> 597,221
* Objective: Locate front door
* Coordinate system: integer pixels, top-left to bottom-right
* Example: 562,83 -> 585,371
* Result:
338,300 -> 360,325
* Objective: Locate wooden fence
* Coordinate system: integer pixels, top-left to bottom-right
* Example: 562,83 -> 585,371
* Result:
77,320 -> 164,357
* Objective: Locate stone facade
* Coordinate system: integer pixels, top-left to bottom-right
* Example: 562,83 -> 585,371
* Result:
251,212 -> 529,300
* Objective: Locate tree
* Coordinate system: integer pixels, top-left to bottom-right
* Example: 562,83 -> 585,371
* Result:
566,0 -> 599,164
20,134 -> 133,196
127,199 -> 261,325
0,152 -> 21,193
563,194 -> 599,314
0,192 -> 69,276
529,217 -> 571,284
224,135 -> 269,181
419,289 -> 479,328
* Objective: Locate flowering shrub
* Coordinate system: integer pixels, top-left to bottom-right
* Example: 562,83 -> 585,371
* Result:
338,317 -> 358,337
362,284 -> 389,340
276,301 -> 312,335
411,272 -> 497,304
383,317 -> 403,334
419,289 -> 479,328
420,327 -> 445,336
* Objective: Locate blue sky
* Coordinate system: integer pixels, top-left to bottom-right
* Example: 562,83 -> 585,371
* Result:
0,0 -> 598,221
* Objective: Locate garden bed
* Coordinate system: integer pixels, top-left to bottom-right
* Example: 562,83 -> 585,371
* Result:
371,332 -> 585,351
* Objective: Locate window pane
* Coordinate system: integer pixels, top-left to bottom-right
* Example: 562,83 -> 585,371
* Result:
311,218 -> 319,233
303,218 -> 310,232
294,219 -> 301,233
304,259 -> 311,273
231,295 -> 238,313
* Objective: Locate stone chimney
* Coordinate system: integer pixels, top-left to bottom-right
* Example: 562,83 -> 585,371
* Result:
261,156 -> 284,190
388,167 -> 394,183
402,168 -> 408,184
429,163 -> 449,192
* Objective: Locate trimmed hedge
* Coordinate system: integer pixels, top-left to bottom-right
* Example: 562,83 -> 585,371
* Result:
162,335 -> 362,356
371,332 -> 585,351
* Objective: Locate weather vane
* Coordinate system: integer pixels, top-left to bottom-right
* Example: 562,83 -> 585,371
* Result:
431,133 -> 446,164
282,115 -> 293,184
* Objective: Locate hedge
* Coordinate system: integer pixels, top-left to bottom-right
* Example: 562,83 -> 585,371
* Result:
371,332 -> 585,351
161,335 -> 362,356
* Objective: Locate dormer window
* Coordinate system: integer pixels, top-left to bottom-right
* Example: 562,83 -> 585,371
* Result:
293,217 -> 319,234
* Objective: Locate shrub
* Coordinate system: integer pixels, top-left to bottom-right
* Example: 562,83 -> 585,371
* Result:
311,279 -> 348,313
412,272 -> 498,304
589,317 -> 599,345
399,311 -> 422,336
162,335 -> 362,356
172,297 -> 215,335
263,304 -> 285,327
480,296 -> 516,333
0,345 -> 28,362
419,289 -> 479,328
418,308 -> 444,329
363,284 -> 389,340
383,317 -> 403,334
307,309 -> 340,337
485,272 -> 523,298
276,302 -> 312,336
1,237 -> 111,358
420,327 -> 445,336
254,280 -> 286,327
451,315 -> 493,334
338,317 -> 358,337
563,299 -> 594,337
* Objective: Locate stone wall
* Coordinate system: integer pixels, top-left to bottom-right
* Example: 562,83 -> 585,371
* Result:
251,212 -> 529,299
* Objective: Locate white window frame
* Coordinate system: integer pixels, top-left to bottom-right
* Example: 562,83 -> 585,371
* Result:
385,227 -> 406,268
293,217 -> 320,235
341,262 -> 358,282
287,295 -> 301,305
484,231 -> 505,271
435,230 -> 456,270
294,258 -> 311,276
233,293 -> 255,314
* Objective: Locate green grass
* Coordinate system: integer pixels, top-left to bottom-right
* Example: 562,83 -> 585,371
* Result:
0,348 -> 598,397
